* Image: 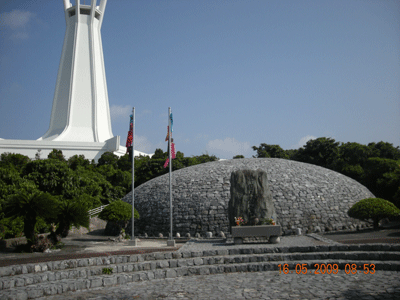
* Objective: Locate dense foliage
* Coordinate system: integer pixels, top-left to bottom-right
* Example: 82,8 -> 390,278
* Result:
0,149 -> 218,239
55,197 -> 90,238
253,139 -> 400,207
347,198 -> 400,229
98,200 -> 139,234
2,190 -> 58,244
1,139 -> 398,239
99,200 -> 139,223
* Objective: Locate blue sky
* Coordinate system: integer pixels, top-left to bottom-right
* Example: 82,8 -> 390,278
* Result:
0,0 -> 399,159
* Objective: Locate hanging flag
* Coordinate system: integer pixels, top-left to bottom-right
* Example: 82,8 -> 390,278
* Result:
171,142 -> 176,159
163,109 -> 176,168
165,126 -> 169,141
125,114 -> 133,153
163,158 -> 169,168
170,113 -> 173,132
163,142 -> 176,168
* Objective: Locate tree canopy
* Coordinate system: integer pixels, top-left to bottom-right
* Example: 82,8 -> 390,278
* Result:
252,138 -> 400,206
0,149 -> 219,239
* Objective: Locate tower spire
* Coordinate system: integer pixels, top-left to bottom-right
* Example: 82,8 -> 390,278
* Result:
39,0 -> 112,143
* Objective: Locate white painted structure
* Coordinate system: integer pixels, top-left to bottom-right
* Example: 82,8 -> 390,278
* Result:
0,0 -> 151,161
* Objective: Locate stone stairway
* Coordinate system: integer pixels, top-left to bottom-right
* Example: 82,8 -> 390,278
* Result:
1,243 -> 399,300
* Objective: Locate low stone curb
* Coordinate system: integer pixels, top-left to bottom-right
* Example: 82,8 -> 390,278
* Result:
0,244 -> 399,299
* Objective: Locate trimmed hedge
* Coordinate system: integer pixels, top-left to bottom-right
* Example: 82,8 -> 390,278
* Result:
347,198 -> 400,229
99,200 -> 139,223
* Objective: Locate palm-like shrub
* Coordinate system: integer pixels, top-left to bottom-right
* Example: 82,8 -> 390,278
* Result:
99,200 -> 139,233
55,199 -> 90,238
3,190 -> 59,244
348,198 -> 400,229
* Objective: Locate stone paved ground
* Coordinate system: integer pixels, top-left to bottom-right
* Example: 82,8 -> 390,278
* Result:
39,270 -> 400,300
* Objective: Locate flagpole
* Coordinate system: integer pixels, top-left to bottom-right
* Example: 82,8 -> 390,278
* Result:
130,107 -> 137,246
167,107 -> 175,247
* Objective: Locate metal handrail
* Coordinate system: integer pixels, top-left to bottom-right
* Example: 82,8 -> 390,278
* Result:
88,204 -> 109,217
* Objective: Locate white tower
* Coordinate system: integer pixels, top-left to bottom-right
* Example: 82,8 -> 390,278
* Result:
39,0 -> 112,143
0,0 -> 151,161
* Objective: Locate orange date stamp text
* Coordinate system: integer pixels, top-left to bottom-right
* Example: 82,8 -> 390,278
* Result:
278,263 -> 376,275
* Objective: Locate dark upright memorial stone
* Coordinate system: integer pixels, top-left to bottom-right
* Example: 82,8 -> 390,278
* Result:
228,169 -> 277,230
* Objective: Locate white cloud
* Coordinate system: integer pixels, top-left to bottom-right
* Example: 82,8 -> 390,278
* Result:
110,105 -> 132,122
0,10 -> 35,30
291,135 -> 317,149
0,10 -> 36,40
206,137 -> 251,159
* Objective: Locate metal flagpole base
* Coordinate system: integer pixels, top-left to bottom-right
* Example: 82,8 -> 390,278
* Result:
167,239 -> 176,247
129,239 -> 139,246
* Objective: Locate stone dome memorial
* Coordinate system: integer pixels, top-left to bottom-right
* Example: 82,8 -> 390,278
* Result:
122,158 -> 374,237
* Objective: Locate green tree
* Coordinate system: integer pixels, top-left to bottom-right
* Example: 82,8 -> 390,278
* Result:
363,158 -> 399,200
71,166 -> 122,205
0,153 -> 31,171
109,169 -> 132,192
95,164 -> 132,195
233,155 -> 245,159
117,153 -> 132,172
0,166 -> 38,238
368,142 -> 400,160
97,152 -> 119,169
47,149 -> 66,161
285,149 -> 298,160
252,144 -> 289,159
2,190 -> 59,244
134,155 -> 167,187
23,159 -> 73,196
0,166 -> 37,202
99,200 -> 139,233
152,148 -> 166,159
338,142 -> 371,166
68,154 -> 90,170
293,137 -> 340,169
348,198 -> 400,229
334,142 -> 370,181
378,166 -> 400,208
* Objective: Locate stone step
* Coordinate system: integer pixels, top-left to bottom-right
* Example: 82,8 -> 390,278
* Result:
1,259 -> 399,300
1,243 -> 399,278
0,250 -> 399,292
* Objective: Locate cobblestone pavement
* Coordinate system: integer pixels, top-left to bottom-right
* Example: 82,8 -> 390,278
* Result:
39,270 -> 400,300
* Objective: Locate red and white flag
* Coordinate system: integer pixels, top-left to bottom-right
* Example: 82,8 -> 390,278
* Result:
163,112 -> 176,168
125,114 -> 133,153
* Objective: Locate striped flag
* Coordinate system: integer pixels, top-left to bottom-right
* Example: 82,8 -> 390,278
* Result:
163,112 -> 176,168
164,142 -> 176,168
171,142 -> 176,159
125,114 -> 133,153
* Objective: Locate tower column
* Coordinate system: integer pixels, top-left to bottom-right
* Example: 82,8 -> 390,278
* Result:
38,0 -> 113,143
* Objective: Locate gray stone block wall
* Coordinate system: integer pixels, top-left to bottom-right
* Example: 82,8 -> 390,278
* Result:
122,158 -> 374,237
